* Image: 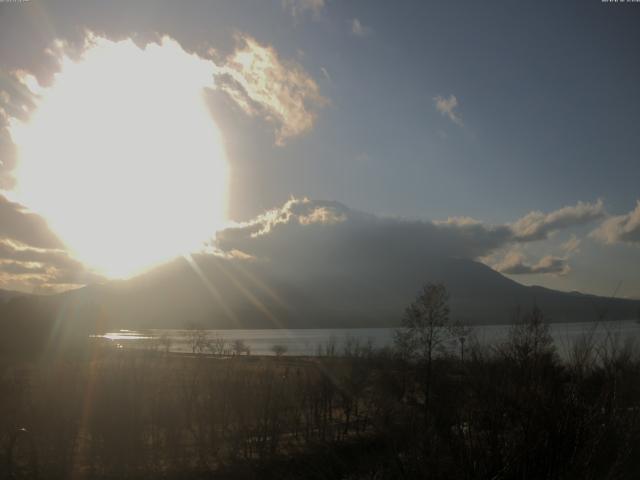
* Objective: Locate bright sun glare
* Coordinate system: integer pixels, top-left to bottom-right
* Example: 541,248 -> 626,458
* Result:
9,37 -> 228,278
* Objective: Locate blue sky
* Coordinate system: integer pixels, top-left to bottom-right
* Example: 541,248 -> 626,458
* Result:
0,0 -> 639,298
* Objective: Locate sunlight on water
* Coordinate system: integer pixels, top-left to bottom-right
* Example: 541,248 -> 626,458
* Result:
94,320 -> 640,357
92,330 -> 153,341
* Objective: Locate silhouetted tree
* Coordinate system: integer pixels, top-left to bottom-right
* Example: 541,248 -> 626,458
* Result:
503,304 -> 555,368
187,326 -> 209,354
208,335 -> 227,356
232,339 -> 250,356
395,283 -> 451,413
271,344 -> 287,357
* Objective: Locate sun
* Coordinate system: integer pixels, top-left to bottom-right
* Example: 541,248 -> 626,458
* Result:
8,36 -> 228,278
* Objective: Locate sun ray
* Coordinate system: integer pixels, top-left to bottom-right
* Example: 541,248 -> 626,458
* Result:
183,254 -> 238,325
212,256 -> 287,329
225,258 -> 292,314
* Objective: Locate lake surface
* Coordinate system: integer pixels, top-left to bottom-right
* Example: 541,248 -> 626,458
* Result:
96,320 -> 640,358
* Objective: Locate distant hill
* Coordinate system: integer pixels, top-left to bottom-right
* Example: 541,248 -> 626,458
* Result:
0,289 -> 30,303
45,254 -> 640,330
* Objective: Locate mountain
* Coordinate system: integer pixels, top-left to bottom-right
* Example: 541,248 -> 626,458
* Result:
0,288 -> 30,303
46,255 -> 640,330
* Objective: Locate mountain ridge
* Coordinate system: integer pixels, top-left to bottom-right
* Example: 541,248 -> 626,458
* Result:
31,255 -> 640,330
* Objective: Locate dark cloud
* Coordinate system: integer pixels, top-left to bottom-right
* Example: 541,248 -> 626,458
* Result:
0,194 -> 63,249
210,197 -> 613,307
0,239 -> 105,288
215,198 -> 591,282
215,199 -> 513,273
0,191 -> 608,294
0,196 -> 105,290
0,130 -> 17,190
217,198 -> 603,264
0,260 -> 48,275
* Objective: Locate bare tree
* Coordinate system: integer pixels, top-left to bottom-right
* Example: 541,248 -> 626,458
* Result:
159,333 -> 172,354
395,283 -> 451,412
208,335 -> 227,356
503,304 -> 555,368
232,339 -> 250,356
187,328 -> 209,354
271,344 -> 287,357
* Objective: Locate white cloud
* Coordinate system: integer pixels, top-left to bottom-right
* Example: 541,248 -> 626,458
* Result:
215,35 -> 328,145
510,199 -> 605,242
494,250 -> 569,276
320,66 -> 331,82
561,234 -> 581,254
434,94 -> 463,127
351,18 -> 372,37
485,201 -> 605,276
591,201 -> 640,246
282,0 -> 325,18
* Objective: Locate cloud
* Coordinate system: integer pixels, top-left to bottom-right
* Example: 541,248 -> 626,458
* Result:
214,198 -> 607,290
1,33 -> 326,172
434,94 -> 463,127
215,35 -> 328,145
494,250 -> 569,276
561,234 -> 581,254
0,130 -> 17,190
0,195 -> 105,291
217,198 -> 606,264
282,0 -> 325,18
209,198 -> 517,324
511,199 -> 605,242
320,67 -> 331,82
0,239 -> 105,290
0,260 -> 48,275
215,198 -> 514,267
0,194 -> 612,298
486,201 -> 604,276
0,32 -> 328,289
591,201 -> 640,246
351,19 -> 372,37
0,194 -> 63,249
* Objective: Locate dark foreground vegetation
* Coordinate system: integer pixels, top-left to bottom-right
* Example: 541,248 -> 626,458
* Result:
2,285 -> 640,479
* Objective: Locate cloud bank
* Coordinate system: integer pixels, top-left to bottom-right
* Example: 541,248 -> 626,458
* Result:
215,197 -> 604,278
0,194 -> 612,293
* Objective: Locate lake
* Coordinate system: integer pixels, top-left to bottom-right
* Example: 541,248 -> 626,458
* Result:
95,320 -> 640,358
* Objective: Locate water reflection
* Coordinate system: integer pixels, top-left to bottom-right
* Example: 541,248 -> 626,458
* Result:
92,321 -> 640,358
